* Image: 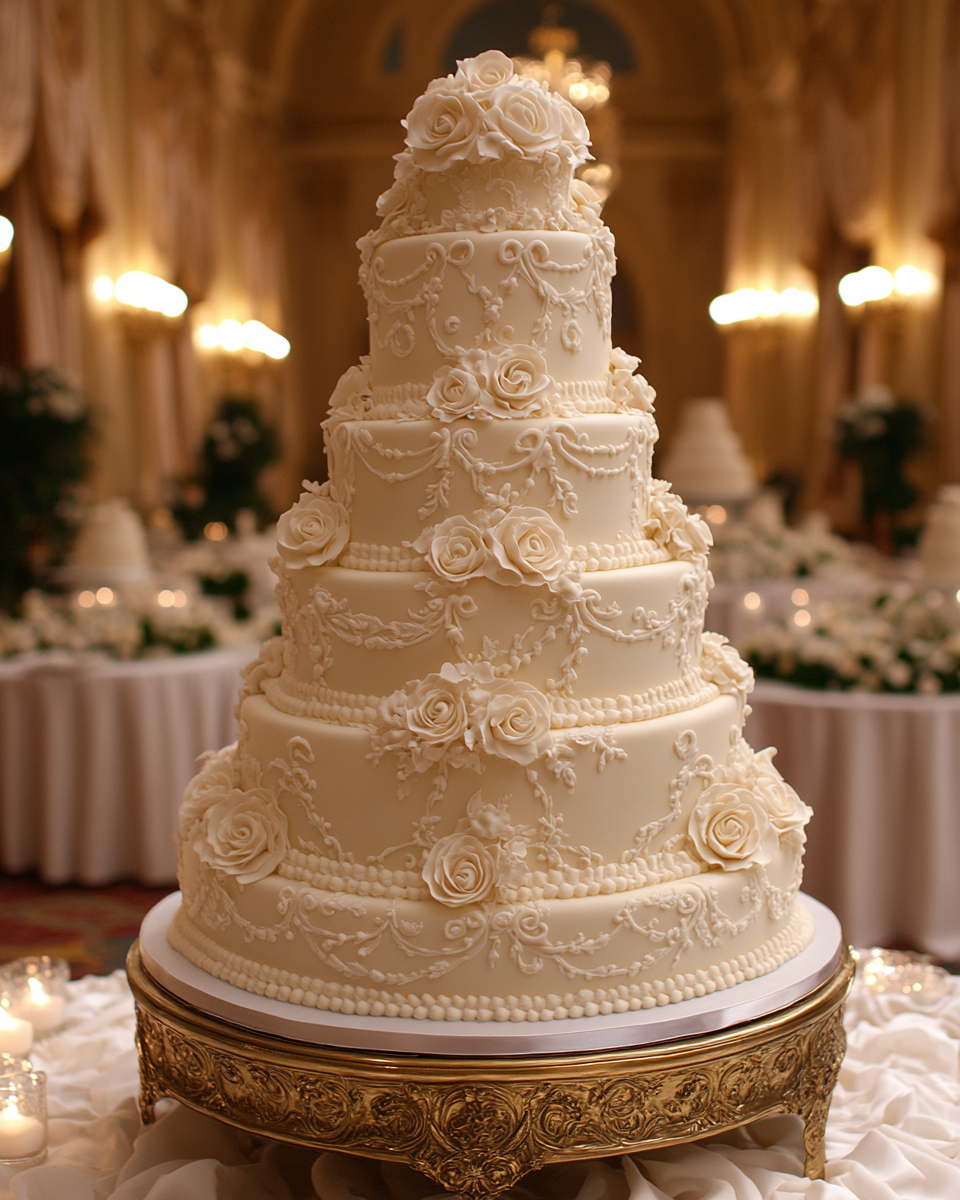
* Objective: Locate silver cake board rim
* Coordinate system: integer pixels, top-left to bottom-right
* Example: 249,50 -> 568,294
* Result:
138,893 -> 844,1057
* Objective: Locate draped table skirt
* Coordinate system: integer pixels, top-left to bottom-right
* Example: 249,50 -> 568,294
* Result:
745,680 -> 960,961
0,646 -> 256,885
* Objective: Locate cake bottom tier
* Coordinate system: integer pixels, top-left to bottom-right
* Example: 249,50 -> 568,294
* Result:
171,846 -> 813,1022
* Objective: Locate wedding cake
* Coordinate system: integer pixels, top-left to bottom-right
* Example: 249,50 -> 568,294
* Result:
170,53 -> 813,1024
660,398 -> 756,505
920,485 -> 960,581
69,499 -> 151,587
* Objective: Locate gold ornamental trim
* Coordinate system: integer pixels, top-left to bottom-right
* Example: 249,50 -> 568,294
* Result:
129,942 -> 854,1199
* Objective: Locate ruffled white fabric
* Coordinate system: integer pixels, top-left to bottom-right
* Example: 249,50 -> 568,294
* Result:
1,970 -> 958,1199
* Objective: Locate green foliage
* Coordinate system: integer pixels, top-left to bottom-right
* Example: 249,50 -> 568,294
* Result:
837,393 -> 926,523
199,570 -> 251,620
173,397 -> 278,539
0,369 -> 92,613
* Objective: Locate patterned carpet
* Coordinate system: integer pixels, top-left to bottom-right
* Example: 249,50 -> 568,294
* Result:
0,874 -> 175,978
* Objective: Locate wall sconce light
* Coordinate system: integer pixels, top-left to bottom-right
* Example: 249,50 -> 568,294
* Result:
838,264 -> 936,308
92,272 -> 188,318
709,287 -> 818,326
196,318 -> 290,360
0,217 -> 13,289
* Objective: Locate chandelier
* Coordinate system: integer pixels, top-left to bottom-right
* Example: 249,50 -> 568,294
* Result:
514,9 -> 620,203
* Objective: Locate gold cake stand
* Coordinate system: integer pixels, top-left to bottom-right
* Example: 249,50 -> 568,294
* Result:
128,942 -> 854,1198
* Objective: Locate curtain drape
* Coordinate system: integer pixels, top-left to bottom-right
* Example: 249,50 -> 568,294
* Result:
0,0 -> 37,189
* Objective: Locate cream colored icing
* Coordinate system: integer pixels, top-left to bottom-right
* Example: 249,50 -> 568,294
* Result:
171,52 -> 814,1022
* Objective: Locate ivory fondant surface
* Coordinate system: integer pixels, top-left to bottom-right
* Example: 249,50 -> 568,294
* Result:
172,51 -> 814,1023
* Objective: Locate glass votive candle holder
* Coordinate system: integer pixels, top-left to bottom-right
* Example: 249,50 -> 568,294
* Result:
0,958 -> 69,1034
0,1070 -> 47,1167
0,1055 -> 33,1078
0,1003 -> 32,1057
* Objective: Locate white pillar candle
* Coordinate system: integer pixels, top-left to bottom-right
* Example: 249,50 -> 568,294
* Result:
0,1010 -> 32,1057
0,1100 -> 45,1160
15,979 -> 65,1034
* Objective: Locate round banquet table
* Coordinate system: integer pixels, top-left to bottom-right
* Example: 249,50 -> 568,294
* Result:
0,645 -> 256,886
745,680 -> 960,962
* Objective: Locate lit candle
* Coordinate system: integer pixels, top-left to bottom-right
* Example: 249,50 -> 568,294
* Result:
15,978 -> 65,1034
0,1008 -> 32,1057
0,1098 -> 44,1161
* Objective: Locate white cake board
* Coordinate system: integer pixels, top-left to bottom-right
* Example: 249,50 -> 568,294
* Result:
138,893 -> 844,1057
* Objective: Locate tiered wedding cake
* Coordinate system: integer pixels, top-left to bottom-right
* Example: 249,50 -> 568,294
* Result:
920,485 -> 960,581
660,398 -> 756,505
170,53 -> 813,1024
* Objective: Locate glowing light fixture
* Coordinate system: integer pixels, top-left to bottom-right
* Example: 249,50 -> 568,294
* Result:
709,287 -> 818,326
204,521 -> 229,541
92,276 -> 114,302
791,587 -> 810,607
794,609 -> 811,627
838,264 -> 936,307
743,592 -> 762,611
0,217 -> 13,254
196,319 -> 291,360
111,271 -> 188,318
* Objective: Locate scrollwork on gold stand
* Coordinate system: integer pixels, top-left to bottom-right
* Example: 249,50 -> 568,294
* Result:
128,943 -> 854,1199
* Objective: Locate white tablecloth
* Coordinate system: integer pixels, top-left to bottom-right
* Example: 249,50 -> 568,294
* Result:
746,681 -> 960,961
2,968 -> 958,1199
0,647 -> 256,886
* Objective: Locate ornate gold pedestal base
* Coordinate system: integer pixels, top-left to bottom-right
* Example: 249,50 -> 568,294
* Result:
128,943 -> 854,1199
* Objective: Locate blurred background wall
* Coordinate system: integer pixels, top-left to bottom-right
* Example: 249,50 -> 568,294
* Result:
0,0 -> 956,527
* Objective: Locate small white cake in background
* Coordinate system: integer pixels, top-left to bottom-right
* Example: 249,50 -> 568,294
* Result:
70,499 -> 152,587
660,398 -> 756,506
920,485 -> 960,581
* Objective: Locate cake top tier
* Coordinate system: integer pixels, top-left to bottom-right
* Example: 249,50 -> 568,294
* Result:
361,51 -> 603,257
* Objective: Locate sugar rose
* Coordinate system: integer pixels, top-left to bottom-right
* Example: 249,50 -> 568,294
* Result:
644,484 -> 712,559
477,345 -> 553,418
276,486 -> 349,569
179,746 -> 237,830
427,365 -> 482,421
753,771 -> 812,836
414,516 -> 487,582
422,833 -> 496,906
689,785 -> 779,871
479,681 -> 552,765
195,788 -> 289,886
482,81 -> 564,157
387,674 -> 470,771
484,507 -> 569,586
404,87 -> 486,170
455,50 -> 515,92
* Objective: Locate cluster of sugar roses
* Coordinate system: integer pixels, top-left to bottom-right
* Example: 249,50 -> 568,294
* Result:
414,504 -> 580,599
179,745 -> 289,887
644,480 -> 714,562
374,660 -> 552,778
401,50 -> 591,174
686,736 -> 811,875
745,587 -> 960,694
427,344 -> 553,422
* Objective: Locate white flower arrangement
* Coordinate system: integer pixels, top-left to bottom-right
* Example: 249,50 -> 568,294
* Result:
0,588 -> 276,660
402,50 -> 590,173
708,514 -> 860,584
744,588 -> 960,693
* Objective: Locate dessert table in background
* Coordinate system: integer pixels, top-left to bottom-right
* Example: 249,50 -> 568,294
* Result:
0,646 -> 256,886
2,967 -> 958,1199
746,680 -> 960,961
